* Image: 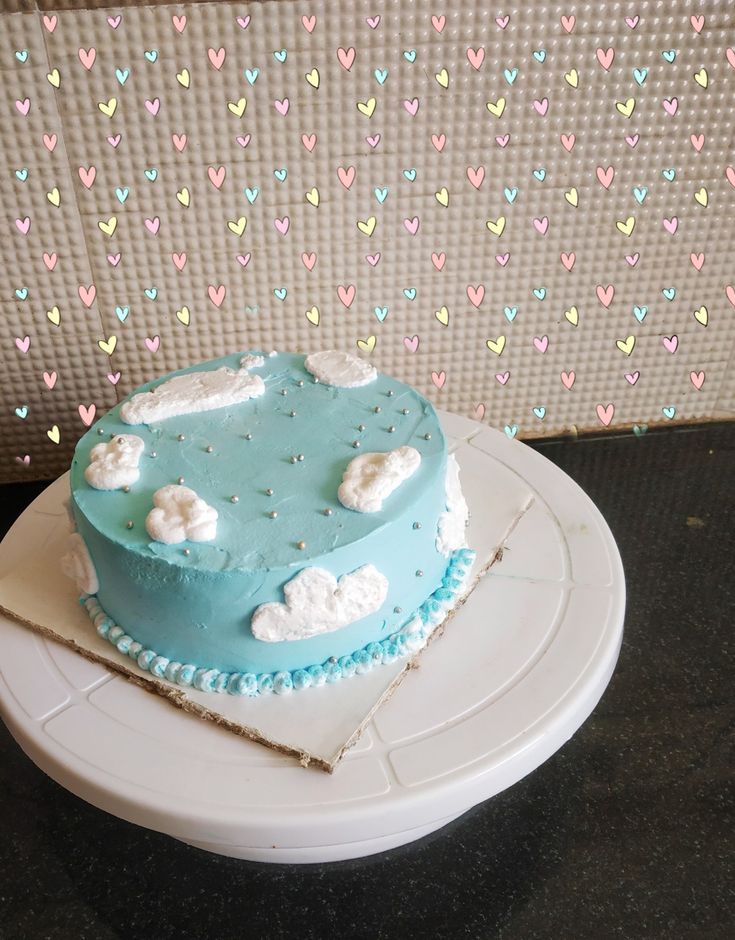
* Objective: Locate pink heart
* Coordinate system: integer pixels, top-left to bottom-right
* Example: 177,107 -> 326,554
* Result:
662,97 -> 678,116
367,15 -> 381,29
625,15 -> 639,28
302,14 -> 316,32
404,217 -> 420,235
78,284 -> 96,307
662,335 -> 678,354
690,134 -> 705,152
42,133 -> 57,152
107,372 -> 121,385
107,253 -> 121,267
496,253 -> 510,266
78,403 -> 96,426
596,284 -> 615,308
596,165 -> 614,189
431,14 -> 445,32
690,252 -> 705,271
15,455 -> 30,466
208,47 -> 225,70
107,135 -> 121,148
533,217 -> 549,235
145,335 -> 160,353
275,98 -> 290,115
495,135 -> 510,148
689,371 -> 705,390
404,335 -> 419,352
560,14 -> 575,33
366,253 -> 381,266
560,133 -> 576,151
495,371 -> 510,385
236,15 -> 250,29
15,336 -> 30,354
431,252 -> 446,271
596,47 -> 614,70
208,165 -> 226,188
467,48 -> 485,69
43,14 -> 57,32
43,371 -> 57,389
625,253 -> 640,266
337,47 -> 355,70
208,285 -> 226,307
495,15 -> 509,28
625,134 -> 639,148
301,252 -> 316,271
337,284 -> 355,308
78,165 -> 96,188
431,133 -> 446,152
533,335 -> 549,353
727,48 -> 735,70
474,403 -> 486,421
404,98 -> 419,116
79,47 -> 96,70
431,371 -> 446,390
107,14 -> 121,28
16,98 -> 31,116
236,134 -> 251,148
43,252 -> 57,270
236,253 -> 251,267
467,284 -> 485,307
624,371 -> 640,386
690,14 -> 704,33
172,133 -> 187,152
145,217 -> 160,235
172,14 -> 187,33
366,134 -> 381,148
662,217 -> 678,234
301,133 -> 316,152
560,252 -> 575,271
596,403 -> 614,426
274,216 -> 290,235
145,98 -> 160,115
726,166 -> 735,187
726,285 -> 735,307
467,166 -> 485,188
337,165 -> 355,188
15,217 -> 30,235
172,252 -> 187,271
533,98 -> 549,116
560,371 -> 575,390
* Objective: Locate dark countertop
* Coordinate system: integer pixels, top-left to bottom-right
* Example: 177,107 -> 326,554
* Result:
1,424 -> 732,940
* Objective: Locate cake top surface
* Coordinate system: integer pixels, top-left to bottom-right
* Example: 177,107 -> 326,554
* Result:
70,351 -> 445,572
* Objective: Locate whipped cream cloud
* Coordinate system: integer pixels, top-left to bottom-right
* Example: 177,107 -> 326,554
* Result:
304,349 -> 377,388
338,446 -> 421,513
145,484 -> 218,544
436,454 -> 469,555
251,564 -> 389,642
61,532 -> 99,594
84,434 -> 145,490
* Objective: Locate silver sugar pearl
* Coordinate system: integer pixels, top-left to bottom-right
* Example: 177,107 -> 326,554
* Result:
297,380 -> 304,387
122,486 -> 130,493
205,445 -> 214,453
416,569 -> 424,577
125,520 -> 134,529
177,434 -> 185,441
394,606 -> 402,614
297,540 -> 306,550
280,388 -> 288,396
230,495 -> 239,503
358,424 -> 366,431
324,508 -> 333,516
297,454 -> 305,461
290,410 -> 296,417
290,455 -> 298,463
265,488 -> 274,496
269,510 -> 278,519
388,425 -> 396,433
374,406 -> 381,413
245,433 -> 253,440
424,433 -> 432,440
352,440 -> 361,448
183,548 -> 190,556
97,428 -> 105,435
387,390 -> 394,397
413,522 -> 422,529
150,451 -> 157,458
177,476 -> 185,485
402,408 -> 410,415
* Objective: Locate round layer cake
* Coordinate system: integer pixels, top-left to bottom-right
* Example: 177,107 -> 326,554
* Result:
64,350 -> 473,694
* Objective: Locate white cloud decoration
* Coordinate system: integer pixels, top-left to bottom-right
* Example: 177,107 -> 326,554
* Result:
436,454 -> 470,556
145,485 -> 218,545
304,349 -> 377,388
61,533 -> 99,594
251,564 -> 389,643
338,446 -> 421,513
84,434 -> 145,490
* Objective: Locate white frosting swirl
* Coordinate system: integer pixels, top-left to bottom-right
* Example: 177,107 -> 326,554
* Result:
84,434 -> 145,490
338,446 -> 421,513
145,485 -> 218,544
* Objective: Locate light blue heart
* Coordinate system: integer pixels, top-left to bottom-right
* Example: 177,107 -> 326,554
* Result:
504,186 -> 518,204
504,424 -> 518,439
504,306 -> 518,322
15,288 -> 28,301
274,168 -> 287,181
115,67 -> 130,85
662,406 -> 676,419
633,305 -> 648,322
632,67 -> 648,86
533,406 -> 546,420
244,187 -> 259,204
115,305 -> 129,322
403,288 -> 417,300
662,50 -> 677,63
662,168 -> 676,181
144,168 -> 158,181
633,186 -> 648,204
274,287 -> 287,300
15,168 -> 28,181
115,186 -> 129,204
662,287 -> 676,301
403,49 -> 416,62
273,49 -> 287,63
533,168 -> 546,181
374,187 -> 388,204
533,50 -> 546,62
144,50 -> 158,62
374,306 -> 389,322
504,68 -> 518,85
374,68 -> 388,85
245,68 -> 260,85
144,287 -> 157,300
15,406 -> 28,419
403,168 -> 417,182
15,50 -> 28,63
633,424 -> 648,437
533,287 -> 546,301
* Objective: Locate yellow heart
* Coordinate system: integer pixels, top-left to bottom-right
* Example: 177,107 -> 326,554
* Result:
694,187 -> 708,207
176,68 -> 190,88
486,216 -> 506,236
305,68 -> 320,88
357,216 -> 376,236
305,187 -> 320,207
435,306 -> 449,326
98,335 -> 117,355
564,68 -> 578,88
616,216 -> 635,236
176,187 -> 190,207
356,97 -> 376,117
615,97 -> 635,117
98,97 -> 117,117
175,306 -> 190,326
47,187 -> 60,207
227,97 -> 247,117
616,335 -> 636,356
693,305 -> 708,326
98,216 -> 117,237
564,187 -> 578,207
435,187 -> 449,207
486,97 -> 506,117
435,67 -> 449,88
46,305 -> 60,326
227,216 -> 247,236
485,336 -> 506,355
46,425 -> 60,444
46,68 -> 60,88
357,335 -> 376,353
564,305 -> 579,326
693,68 -> 708,88
306,305 -> 320,326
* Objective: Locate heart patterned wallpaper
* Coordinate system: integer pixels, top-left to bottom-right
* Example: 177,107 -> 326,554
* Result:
2,0 -> 734,480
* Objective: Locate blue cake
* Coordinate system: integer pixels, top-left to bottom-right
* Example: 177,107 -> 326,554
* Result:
62,350 -> 474,695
